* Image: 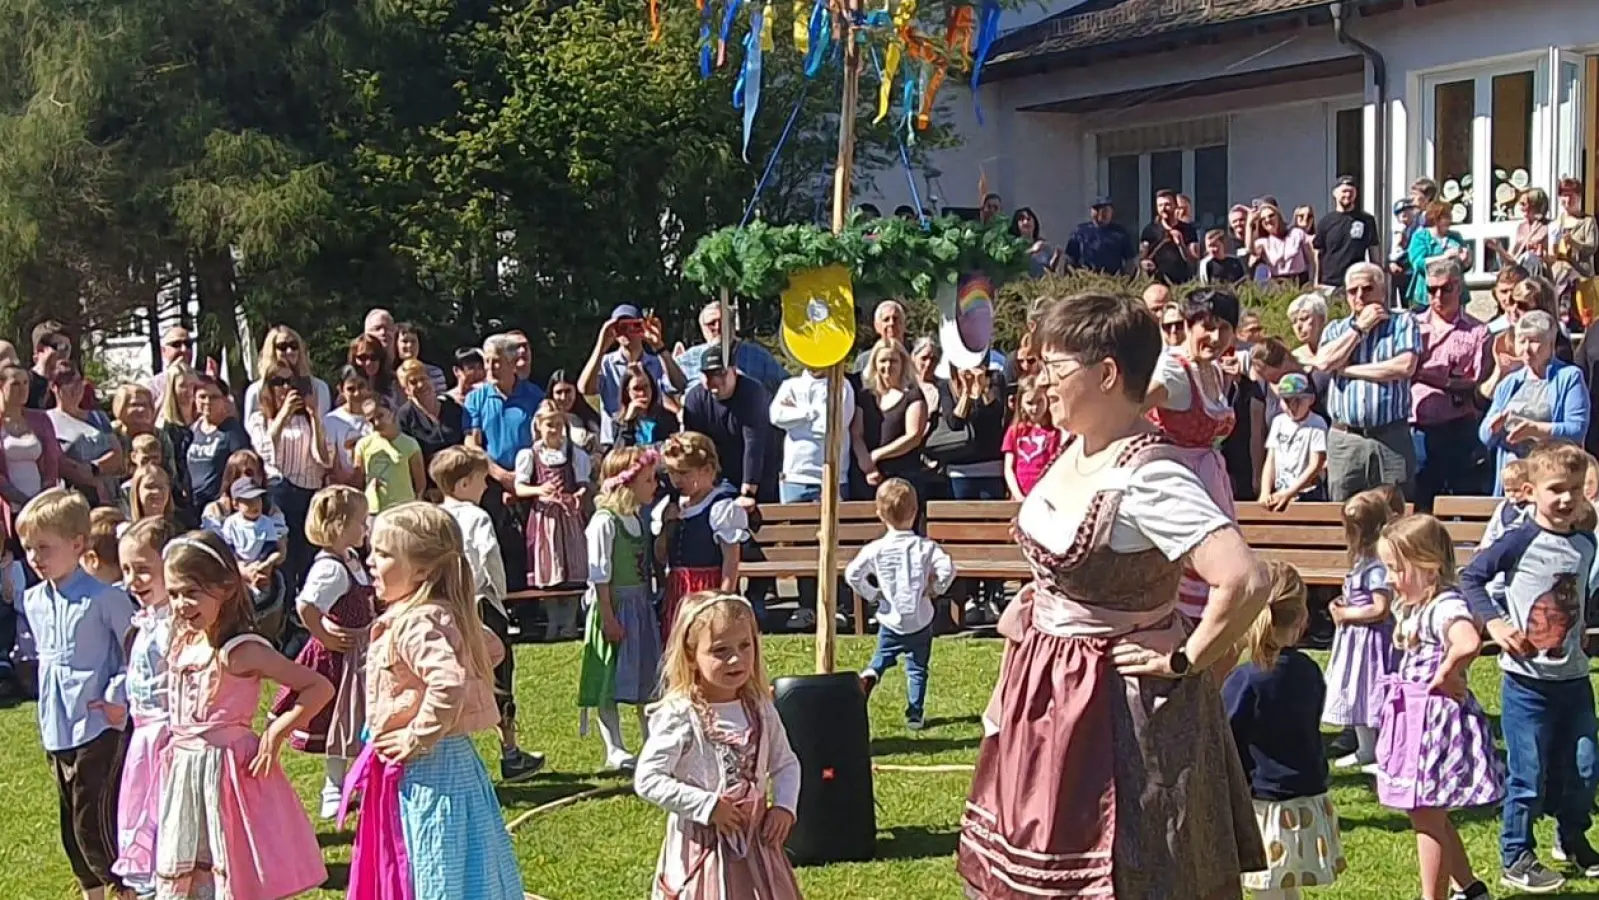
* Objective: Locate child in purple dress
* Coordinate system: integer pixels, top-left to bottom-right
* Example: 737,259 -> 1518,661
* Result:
1322,488 -> 1398,770
1375,514 -> 1500,900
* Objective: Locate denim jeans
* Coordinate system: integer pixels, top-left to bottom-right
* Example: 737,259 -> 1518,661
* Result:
1412,417 -> 1484,512
947,475 -> 1006,501
778,481 -> 824,504
1500,673 -> 1599,866
867,624 -> 933,719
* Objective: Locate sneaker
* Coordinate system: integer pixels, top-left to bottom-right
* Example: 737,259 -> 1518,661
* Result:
906,715 -> 925,731
1552,833 -> 1567,862
1563,837 -> 1599,878
1501,852 -> 1566,893
1448,880 -> 1489,900
318,779 -> 343,820
858,669 -> 879,700
787,608 -> 816,631
1333,751 -> 1375,769
604,750 -> 638,772
1328,726 -> 1358,757
500,749 -> 546,784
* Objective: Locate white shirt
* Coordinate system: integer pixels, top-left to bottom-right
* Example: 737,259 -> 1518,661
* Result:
513,441 -> 593,487
1152,350 -> 1231,414
243,377 -> 334,422
769,373 -> 854,486
1266,411 -> 1329,494
586,512 -> 643,584
297,551 -> 369,614
844,529 -> 956,635
323,407 -> 370,472
221,511 -> 285,563
442,497 -> 509,616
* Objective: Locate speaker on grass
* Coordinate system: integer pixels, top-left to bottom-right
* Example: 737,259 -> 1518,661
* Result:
772,672 -> 877,865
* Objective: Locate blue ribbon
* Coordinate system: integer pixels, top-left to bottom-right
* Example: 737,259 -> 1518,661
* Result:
719,0 -> 745,66
699,1 -> 715,77
739,76 -> 814,227
970,0 -> 1002,125
739,8 -> 765,162
869,45 -> 928,226
802,0 -> 830,78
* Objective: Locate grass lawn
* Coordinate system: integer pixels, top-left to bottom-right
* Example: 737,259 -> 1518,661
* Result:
0,635 -> 1592,899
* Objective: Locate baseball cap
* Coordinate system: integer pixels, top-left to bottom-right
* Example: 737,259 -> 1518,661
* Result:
701,343 -> 729,374
609,304 -> 643,322
1392,198 -> 1418,216
1276,372 -> 1314,398
1335,175 -> 1359,188
229,477 -> 266,501
1090,196 -> 1113,208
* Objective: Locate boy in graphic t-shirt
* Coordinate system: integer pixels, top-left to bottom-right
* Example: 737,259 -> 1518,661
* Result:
1259,373 -> 1328,510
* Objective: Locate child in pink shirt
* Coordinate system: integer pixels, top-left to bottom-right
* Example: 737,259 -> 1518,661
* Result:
1002,376 -> 1062,499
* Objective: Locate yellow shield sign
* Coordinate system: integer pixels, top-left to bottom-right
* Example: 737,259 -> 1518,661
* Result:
780,265 -> 856,369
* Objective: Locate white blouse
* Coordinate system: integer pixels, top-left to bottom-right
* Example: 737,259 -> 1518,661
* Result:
635,697 -> 801,825
1017,456 -> 1232,560
513,441 -> 593,486
1152,351 -> 1232,415
298,551 -> 369,614
585,511 -> 643,584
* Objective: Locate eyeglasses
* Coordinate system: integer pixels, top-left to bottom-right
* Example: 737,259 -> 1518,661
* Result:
275,341 -> 298,352
1038,356 -> 1089,380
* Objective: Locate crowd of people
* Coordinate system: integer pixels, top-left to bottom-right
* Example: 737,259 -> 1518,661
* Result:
10,167 -> 1599,900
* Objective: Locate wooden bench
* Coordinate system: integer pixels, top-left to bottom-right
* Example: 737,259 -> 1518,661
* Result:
739,497 -> 1500,608
505,586 -> 586,606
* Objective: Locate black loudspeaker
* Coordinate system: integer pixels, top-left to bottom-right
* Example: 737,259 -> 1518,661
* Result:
772,672 -> 877,864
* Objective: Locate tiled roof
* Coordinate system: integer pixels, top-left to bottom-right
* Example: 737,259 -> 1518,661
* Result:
989,0 -> 1336,71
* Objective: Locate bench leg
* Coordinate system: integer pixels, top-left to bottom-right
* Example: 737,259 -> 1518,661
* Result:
852,589 -> 864,636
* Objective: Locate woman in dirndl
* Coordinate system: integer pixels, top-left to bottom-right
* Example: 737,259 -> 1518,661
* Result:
957,291 -> 1269,900
1146,287 -> 1242,621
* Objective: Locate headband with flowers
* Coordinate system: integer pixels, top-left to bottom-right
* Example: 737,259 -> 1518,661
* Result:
601,448 -> 661,492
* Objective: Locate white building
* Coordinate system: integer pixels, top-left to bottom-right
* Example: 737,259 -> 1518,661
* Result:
872,0 -> 1599,286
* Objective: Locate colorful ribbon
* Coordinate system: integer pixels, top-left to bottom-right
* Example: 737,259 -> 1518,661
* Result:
736,5 -> 768,161
802,0 -> 830,78
718,0 -> 744,68
969,0 -> 1002,124
793,0 -> 808,51
699,0 -> 714,77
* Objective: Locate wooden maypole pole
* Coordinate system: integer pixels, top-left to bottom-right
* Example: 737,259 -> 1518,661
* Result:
814,0 -> 861,675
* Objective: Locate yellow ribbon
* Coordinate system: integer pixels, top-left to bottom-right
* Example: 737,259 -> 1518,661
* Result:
761,2 -> 775,51
875,0 -> 915,123
793,0 -> 808,52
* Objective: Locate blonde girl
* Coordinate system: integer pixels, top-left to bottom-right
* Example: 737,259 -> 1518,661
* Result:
1322,488 -> 1398,768
1373,515 -> 1500,900
269,485 -> 374,818
1225,562 -> 1345,899
110,517 -> 181,897
635,592 -> 803,899
1002,375 -> 1061,499
346,502 -> 523,900
579,446 -> 665,770
516,400 -> 591,607
128,463 -> 176,522
157,530 -> 330,899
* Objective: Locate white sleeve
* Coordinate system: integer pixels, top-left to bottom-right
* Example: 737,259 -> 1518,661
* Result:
768,381 -> 808,431
296,557 -> 351,613
313,378 -> 333,418
586,513 -> 618,584
467,511 -> 507,605
245,412 -> 274,466
708,498 -> 750,545
1307,420 -> 1327,455
1122,459 -> 1233,561
634,704 -> 720,824
243,381 -> 263,423
514,449 -> 536,486
220,516 -> 245,554
763,702 -> 803,813
572,446 -> 593,484
1265,415 -> 1287,447
844,543 -> 880,604
927,540 -> 957,595
1153,352 -> 1193,411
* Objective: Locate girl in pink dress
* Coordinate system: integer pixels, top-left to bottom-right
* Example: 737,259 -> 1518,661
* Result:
156,530 -> 332,900
1146,288 -> 1240,620
1002,375 -> 1063,499
270,484 -> 374,819
112,517 -> 182,898
635,592 -> 803,900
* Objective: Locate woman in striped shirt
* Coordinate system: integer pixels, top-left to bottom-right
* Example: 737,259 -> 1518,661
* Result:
248,365 -> 334,589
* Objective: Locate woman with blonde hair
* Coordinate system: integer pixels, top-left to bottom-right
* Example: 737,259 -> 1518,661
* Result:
1491,187 -> 1552,279
860,340 -> 927,486
1248,203 -> 1314,286
396,358 -> 464,473
243,325 -> 331,422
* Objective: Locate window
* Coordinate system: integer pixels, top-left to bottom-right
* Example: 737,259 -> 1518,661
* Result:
1106,155 -> 1140,228
1432,79 -> 1475,214
1095,117 -> 1229,230
1334,107 -> 1365,188
1192,146 -> 1228,232
1149,151 -> 1183,198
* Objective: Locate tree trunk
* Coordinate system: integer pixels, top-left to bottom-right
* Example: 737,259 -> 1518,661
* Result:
193,249 -> 247,390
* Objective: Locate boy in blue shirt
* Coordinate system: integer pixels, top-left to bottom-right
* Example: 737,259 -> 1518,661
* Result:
1461,440 -> 1599,893
18,488 -> 136,899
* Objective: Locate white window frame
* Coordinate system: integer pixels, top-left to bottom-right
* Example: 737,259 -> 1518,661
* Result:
1416,55 -> 1550,283
1325,97 -> 1367,198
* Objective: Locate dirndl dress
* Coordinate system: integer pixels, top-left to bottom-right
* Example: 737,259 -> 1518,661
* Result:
524,444 -> 589,588
345,737 -> 523,900
157,633 -> 327,900
1321,557 -> 1397,728
661,486 -> 749,640
1242,794 -> 1347,891
1375,590 -> 1505,811
1145,354 -> 1237,620
270,550 -> 375,756
579,509 -> 662,709
113,607 -> 173,893
957,434 -> 1263,900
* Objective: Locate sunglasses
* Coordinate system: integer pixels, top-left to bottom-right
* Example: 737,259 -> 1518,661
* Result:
1426,283 -> 1454,295
268,376 -> 294,389
166,338 -> 193,349
1162,322 -> 1186,334
355,354 -> 378,364
275,341 -> 299,352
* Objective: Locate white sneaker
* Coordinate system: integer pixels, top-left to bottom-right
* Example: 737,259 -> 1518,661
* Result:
787,608 -> 816,630
319,780 -> 343,820
605,751 -> 638,772
1359,762 -> 1380,777
1333,751 -> 1375,769
1552,834 -> 1568,862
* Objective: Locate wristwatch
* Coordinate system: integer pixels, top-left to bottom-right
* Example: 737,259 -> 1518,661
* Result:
1168,647 -> 1193,677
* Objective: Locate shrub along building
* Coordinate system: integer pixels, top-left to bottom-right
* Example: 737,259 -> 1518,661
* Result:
875,0 -> 1599,288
